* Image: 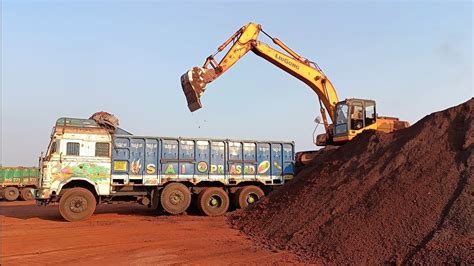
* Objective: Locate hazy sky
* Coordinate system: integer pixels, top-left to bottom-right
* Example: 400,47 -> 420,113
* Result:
2,1 -> 473,166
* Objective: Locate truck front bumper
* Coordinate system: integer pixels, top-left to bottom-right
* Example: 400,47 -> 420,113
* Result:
35,188 -> 59,205
34,188 -> 52,200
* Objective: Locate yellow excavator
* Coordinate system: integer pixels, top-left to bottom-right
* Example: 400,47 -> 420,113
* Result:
181,22 -> 409,165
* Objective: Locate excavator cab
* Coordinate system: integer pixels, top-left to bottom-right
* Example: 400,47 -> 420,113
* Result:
316,99 -> 378,146
332,98 -> 377,143
316,97 -> 409,147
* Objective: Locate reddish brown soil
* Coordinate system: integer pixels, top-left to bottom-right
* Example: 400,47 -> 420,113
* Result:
230,98 -> 473,264
0,201 -> 297,265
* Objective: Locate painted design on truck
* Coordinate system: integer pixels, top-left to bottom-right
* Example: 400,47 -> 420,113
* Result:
165,164 -> 176,174
197,162 -> 208,173
258,161 -> 270,174
114,161 -> 127,171
273,161 -> 282,171
146,164 -> 156,174
209,165 -> 225,174
131,159 -> 141,174
51,162 -> 110,181
143,176 -> 158,185
229,165 -> 256,175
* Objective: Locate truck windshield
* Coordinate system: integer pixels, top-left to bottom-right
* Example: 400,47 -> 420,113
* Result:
335,103 -> 348,135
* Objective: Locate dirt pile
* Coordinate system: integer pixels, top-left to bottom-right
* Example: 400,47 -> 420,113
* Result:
229,98 -> 473,264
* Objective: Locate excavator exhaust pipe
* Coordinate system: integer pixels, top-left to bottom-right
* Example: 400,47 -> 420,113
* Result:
180,67 -> 209,112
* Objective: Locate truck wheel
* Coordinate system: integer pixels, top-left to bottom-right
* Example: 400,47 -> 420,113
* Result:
235,185 -> 264,209
198,187 -> 229,216
160,183 -> 191,215
59,188 -> 96,222
20,188 -> 35,201
3,187 -> 20,201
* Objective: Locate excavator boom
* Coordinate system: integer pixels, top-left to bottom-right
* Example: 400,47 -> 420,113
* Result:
181,23 -> 260,112
181,22 -> 409,154
181,22 -> 339,125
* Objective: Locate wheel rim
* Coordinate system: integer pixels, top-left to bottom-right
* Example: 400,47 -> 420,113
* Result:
169,191 -> 185,205
246,193 -> 259,205
8,190 -> 15,196
69,196 -> 88,213
208,194 -> 223,209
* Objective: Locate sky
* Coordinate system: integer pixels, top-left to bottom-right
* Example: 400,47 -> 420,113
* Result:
1,0 -> 473,166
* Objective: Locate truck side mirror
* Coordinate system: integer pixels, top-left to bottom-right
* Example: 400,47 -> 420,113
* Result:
59,152 -> 63,163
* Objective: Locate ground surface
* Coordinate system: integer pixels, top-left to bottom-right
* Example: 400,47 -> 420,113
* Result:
0,201 -> 297,265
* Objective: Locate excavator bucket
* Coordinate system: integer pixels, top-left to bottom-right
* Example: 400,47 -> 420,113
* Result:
180,67 -> 208,112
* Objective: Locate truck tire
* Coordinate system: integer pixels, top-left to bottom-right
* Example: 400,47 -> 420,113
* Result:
3,187 -> 20,201
234,185 -> 264,209
160,183 -> 191,215
59,188 -> 97,222
198,187 -> 229,216
20,188 -> 35,201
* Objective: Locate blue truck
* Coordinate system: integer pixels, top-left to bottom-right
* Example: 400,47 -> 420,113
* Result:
35,114 -> 295,221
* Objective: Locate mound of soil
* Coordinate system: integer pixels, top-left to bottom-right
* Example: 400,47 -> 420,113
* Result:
229,98 -> 473,264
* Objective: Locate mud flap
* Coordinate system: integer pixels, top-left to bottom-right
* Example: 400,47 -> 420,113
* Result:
151,188 -> 160,210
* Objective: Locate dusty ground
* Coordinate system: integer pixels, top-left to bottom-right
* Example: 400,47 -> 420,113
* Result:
0,201 -> 298,265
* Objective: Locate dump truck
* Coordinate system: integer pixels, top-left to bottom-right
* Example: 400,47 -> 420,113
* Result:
0,167 -> 39,201
35,113 -> 295,222
181,22 -> 409,165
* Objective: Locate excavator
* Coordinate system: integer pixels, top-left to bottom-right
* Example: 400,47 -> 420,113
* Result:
180,22 -> 409,165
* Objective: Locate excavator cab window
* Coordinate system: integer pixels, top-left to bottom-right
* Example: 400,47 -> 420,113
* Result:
364,102 -> 376,126
335,103 -> 349,135
350,103 -> 364,130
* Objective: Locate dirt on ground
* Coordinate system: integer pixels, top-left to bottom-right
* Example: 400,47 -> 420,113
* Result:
0,201 -> 297,265
230,98 -> 473,264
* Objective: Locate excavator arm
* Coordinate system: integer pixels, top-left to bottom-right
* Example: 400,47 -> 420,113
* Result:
181,22 -> 340,129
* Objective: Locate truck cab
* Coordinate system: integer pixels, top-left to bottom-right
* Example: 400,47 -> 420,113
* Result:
36,118 -> 114,203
